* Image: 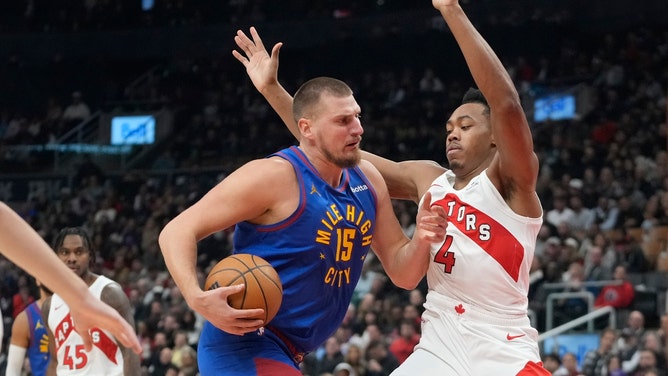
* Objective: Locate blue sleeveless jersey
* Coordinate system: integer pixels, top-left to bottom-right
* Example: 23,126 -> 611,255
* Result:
202,146 -> 377,359
26,301 -> 49,376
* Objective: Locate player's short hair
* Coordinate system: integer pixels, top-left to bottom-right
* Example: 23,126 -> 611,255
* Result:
293,77 -> 353,121
462,87 -> 490,117
52,227 -> 96,264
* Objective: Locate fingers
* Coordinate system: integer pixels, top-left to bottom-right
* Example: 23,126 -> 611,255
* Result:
249,26 -> 265,50
79,329 -> 94,352
116,322 -> 143,354
420,191 -> 433,211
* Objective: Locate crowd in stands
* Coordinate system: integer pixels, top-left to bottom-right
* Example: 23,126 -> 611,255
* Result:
0,1 -> 667,376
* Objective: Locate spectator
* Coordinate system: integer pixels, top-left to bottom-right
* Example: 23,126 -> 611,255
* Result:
313,336 -> 345,376
344,344 -> 367,376
606,354 -> 628,376
542,353 -> 564,375
546,195 -> 576,228
581,327 -> 618,376
594,264 -> 635,309
60,90 -> 91,131
388,319 -> 420,364
553,352 -> 581,376
365,340 -> 399,376
333,362 -> 357,376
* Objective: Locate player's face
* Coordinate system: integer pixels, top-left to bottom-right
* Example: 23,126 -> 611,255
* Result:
310,93 -> 363,168
445,102 -> 494,174
56,234 -> 91,277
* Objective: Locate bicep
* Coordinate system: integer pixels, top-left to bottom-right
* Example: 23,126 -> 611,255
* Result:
360,162 -> 411,261
168,159 -> 291,240
100,284 -> 134,326
362,151 -> 444,203
9,313 -> 29,347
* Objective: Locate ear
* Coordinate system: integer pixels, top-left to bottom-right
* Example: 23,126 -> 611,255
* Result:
298,118 -> 313,139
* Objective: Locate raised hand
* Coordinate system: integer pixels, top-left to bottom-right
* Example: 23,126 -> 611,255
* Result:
415,191 -> 448,244
232,27 -> 282,93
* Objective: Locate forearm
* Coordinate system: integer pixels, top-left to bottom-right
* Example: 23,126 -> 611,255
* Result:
437,4 -> 518,104
0,202 -> 90,304
384,240 -> 431,290
259,81 -> 299,139
122,349 -> 142,376
158,222 -> 202,305
5,344 -> 27,376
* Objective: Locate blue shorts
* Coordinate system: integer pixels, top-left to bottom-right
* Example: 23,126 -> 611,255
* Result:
197,321 -> 303,376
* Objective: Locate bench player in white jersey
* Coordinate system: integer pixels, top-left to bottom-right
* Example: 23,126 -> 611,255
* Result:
231,0 -> 551,374
42,227 -> 141,376
0,202 -> 142,355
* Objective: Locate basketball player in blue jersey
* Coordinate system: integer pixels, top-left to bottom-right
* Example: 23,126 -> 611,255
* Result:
234,0 -> 551,374
158,77 -> 448,375
6,280 -> 52,376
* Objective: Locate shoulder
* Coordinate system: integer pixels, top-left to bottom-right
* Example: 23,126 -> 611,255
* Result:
100,279 -> 130,307
11,309 -> 28,331
230,157 -> 295,182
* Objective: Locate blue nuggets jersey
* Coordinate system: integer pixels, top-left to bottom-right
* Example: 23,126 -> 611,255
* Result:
235,146 -> 377,351
198,146 -> 378,374
26,301 -> 49,376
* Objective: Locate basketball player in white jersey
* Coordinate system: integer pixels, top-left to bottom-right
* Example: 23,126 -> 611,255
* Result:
0,202 -> 141,355
232,0 -> 550,373
42,227 -> 141,376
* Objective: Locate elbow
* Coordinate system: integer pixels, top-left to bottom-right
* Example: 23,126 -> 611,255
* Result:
387,274 -> 423,291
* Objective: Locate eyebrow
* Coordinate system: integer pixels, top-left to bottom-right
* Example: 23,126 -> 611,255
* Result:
446,115 -> 475,126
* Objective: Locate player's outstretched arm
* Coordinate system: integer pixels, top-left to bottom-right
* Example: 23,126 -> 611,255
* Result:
233,27 -> 297,139
433,0 -> 540,217
6,310 -> 29,376
0,202 -> 142,354
363,159 -> 447,289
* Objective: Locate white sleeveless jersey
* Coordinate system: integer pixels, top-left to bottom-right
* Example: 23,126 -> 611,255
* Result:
425,170 -> 542,317
48,275 -> 124,375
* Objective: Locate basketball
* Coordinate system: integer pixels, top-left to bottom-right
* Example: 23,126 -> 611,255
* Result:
204,253 -> 283,323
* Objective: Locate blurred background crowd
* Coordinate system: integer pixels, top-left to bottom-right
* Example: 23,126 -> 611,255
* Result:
0,0 -> 667,375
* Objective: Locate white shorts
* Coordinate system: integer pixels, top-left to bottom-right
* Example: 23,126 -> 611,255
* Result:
391,293 -> 548,376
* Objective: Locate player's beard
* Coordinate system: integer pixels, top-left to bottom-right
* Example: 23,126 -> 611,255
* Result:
322,144 -> 361,168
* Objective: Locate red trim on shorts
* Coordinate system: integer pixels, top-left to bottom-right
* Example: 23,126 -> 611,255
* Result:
255,357 -> 302,376
517,361 -> 551,375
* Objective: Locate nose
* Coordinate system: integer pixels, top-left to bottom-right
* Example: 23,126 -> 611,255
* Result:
351,117 -> 363,136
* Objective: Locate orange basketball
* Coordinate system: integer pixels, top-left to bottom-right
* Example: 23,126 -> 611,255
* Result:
204,253 -> 283,323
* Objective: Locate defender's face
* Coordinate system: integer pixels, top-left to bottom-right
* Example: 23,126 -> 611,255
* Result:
309,92 -> 363,168
445,103 -> 493,173
56,234 -> 91,277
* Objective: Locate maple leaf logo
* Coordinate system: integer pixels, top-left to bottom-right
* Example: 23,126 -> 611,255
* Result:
455,304 -> 465,315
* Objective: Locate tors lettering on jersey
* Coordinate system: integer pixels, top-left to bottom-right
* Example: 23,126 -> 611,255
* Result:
434,193 -> 524,282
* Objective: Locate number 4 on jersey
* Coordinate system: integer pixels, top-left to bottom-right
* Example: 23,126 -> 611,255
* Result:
434,235 -> 456,273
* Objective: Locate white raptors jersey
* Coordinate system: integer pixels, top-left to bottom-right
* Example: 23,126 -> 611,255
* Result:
426,169 -> 542,317
48,275 -> 124,375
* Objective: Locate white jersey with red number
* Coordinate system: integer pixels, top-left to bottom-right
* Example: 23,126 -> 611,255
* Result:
426,169 -> 542,317
48,275 -> 123,376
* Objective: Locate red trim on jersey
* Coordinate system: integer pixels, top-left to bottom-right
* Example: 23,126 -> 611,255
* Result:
254,357 -> 302,376
434,193 -> 524,281
90,328 -> 120,364
517,361 -> 551,375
